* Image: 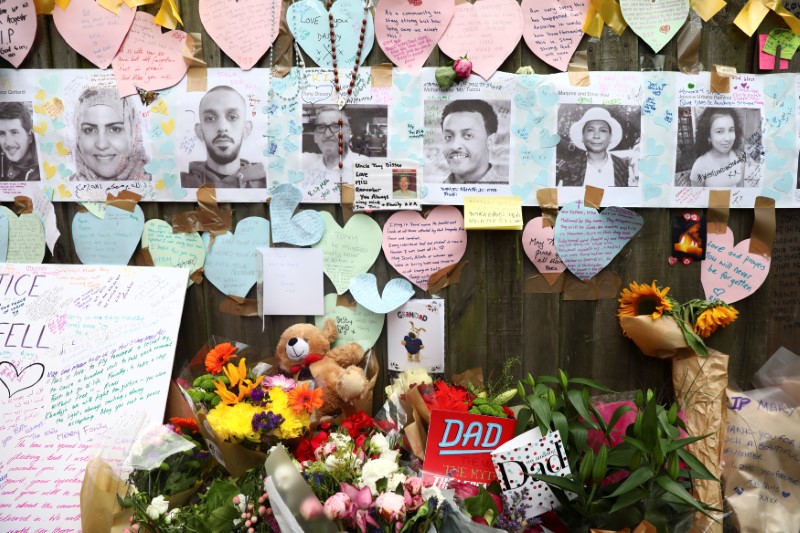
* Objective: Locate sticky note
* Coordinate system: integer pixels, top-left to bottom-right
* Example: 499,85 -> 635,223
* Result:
464,196 -> 523,230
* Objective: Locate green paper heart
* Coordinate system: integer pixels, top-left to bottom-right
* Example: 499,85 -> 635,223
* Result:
315,293 -> 384,350
312,212 -> 383,295
0,206 -> 45,264
142,219 -> 205,287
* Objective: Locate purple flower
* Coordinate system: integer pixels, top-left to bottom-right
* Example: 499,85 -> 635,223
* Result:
252,411 -> 284,433
249,386 -> 270,405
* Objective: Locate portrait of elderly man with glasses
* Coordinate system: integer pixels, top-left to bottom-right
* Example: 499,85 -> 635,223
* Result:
302,105 -> 373,182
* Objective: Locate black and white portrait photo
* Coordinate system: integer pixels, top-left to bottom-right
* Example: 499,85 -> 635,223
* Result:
555,104 -> 641,188
423,99 -> 511,185
674,106 -> 762,188
0,101 -> 40,182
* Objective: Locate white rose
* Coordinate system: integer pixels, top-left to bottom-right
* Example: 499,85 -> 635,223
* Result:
387,472 -> 407,491
370,434 -> 390,455
360,456 -> 400,494
164,508 -> 180,524
324,453 -> 347,471
329,432 -> 352,449
145,495 -> 169,520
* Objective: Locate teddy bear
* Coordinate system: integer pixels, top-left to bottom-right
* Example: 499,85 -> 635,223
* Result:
275,319 -> 371,415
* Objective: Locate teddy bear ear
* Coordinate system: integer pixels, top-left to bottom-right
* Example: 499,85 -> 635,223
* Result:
322,318 -> 338,343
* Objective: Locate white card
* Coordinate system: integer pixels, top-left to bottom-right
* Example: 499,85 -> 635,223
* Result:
386,298 -> 445,373
257,247 -> 324,316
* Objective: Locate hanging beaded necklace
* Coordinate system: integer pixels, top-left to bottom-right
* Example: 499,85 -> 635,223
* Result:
268,0 -> 307,103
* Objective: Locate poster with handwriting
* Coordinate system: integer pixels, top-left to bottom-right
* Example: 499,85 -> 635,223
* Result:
353,159 -> 422,211
387,298 -> 445,374
0,264 -> 188,530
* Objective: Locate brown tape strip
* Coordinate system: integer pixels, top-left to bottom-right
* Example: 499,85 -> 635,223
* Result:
172,184 -> 233,235
536,188 -> 559,228
567,50 -> 590,87
106,190 -> 142,213
134,246 -> 155,267
676,11 -> 702,74
13,196 -> 33,214
749,196 -> 776,257
219,296 -> 259,317
584,185 -> 604,209
187,66 -> 208,93
563,270 -> 621,300
189,268 -> 204,285
428,260 -> 468,293
523,271 -> 565,293
272,0 -> 296,78
371,63 -> 393,89
707,190 -> 730,234
453,368 -> 484,388
341,184 -> 355,223
710,64 -> 737,94
182,33 -> 206,69
336,293 -> 358,310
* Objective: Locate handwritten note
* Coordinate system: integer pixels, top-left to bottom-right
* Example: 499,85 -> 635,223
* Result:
270,183 -> 325,247
315,293 -> 384,350
620,0 -> 688,53
700,227 -> 771,304
0,206 -> 45,264
199,0 -> 280,70
0,263 -> 188,531
202,217 -> 271,298
521,0 -> 589,71
313,211 -> 383,295
52,0 -> 136,69
27,188 -> 60,254
375,0 -> 454,74
522,216 -> 566,282
759,34 -> 789,70
141,219 -> 205,285
763,28 -> 800,60
382,206 -> 467,291
554,201 -> 643,281
257,247 -> 324,316
353,159 -> 422,212
72,205 -> 145,266
0,0 -> 36,68
348,273 -> 414,314
464,196 -> 523,230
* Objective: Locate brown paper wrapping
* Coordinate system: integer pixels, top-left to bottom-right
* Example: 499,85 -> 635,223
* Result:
453,367 -> 484,388
405,405 -> 427,460
13,195 -> 33,214
563,270 -> 621,300
405,385 -> 432,425
341,183 -> 355,223
591,520 -> 656,533
271,0 -> 297,78
619,315 -> 693,359
171,184 -> 233,236
536,188 -> 559,228
524,271 -> 566,293
672,349 -> 728,533
341,351 -> 380,417
707,189 -> 730,235
749,196 -> 775,257
710,65 -> 737,94
182,32 -> 206,69
80,457 -> 133,533
197,412 -> 267,478
187,66 -> 208,92
676,10 -> 702,74
428,260 -> 468,292
106,190 -> 142,213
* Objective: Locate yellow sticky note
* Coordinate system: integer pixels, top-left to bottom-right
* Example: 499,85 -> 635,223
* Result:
463,196 -> 523,230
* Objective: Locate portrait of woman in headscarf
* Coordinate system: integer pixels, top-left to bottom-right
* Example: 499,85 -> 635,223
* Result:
72,87 -> 150,181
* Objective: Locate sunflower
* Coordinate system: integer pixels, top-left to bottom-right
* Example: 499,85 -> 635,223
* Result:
287,383 -> 324,414
205,343 -> 237,374
617,281 -> 674,320
694,303 -> 739,338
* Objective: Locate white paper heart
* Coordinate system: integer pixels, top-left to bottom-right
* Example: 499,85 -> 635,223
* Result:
620,0 -> 688,53
52,0 -> 135,69
199,0 -> 280,70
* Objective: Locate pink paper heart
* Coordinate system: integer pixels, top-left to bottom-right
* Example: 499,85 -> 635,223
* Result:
382,206 -> 467,291
700,227 -> 771,304
52,0 -> 135,69
521,0 -> 589,71
375,0 -> 454,75
437,0 -> 523,79
0,0 -> 37,68
111,12 -> 189,97
199,0 -> 280,70
522,217 -> 565,284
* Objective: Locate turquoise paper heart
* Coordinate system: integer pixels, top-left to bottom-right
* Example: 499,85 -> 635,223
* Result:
348,273 -> 414,314
287,0 -> 374,68
312,211 -> 382,294
72,205 -> 145,265
0,208 -> 8,262
39,76 -> 58,93
511,182 -> 533,201
766,153 -> 785,171
270,183 -> 325,246
315,293 -> 384,350
142,219 -> 205,286
202,217 -> 270,298
645,138 -> 665,157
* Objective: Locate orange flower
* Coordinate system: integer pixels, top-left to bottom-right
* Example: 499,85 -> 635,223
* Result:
287,383 -> 324,414
617,281 -> 674,320
169,417 -> 199,434
205,343 -> 237,374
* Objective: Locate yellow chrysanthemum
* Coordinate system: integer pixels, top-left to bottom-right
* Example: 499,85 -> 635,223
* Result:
617,281 -> 673,320
267,387 -> 309,439
206,402 -> 261,442
694,304 -> 739,338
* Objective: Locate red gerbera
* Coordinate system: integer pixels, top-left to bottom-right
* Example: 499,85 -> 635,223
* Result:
169,417 -> 199,434
341,411 -> 374,438
204,343 -> 237,374
430,381 -> 474,412
293,430 -> 329,462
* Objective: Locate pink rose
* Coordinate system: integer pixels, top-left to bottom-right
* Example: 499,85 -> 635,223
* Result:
324,492 -> 354,520
375,492 -> 407,521
403,477 -> 424,496
450,480 -> 480,500
299,496 -> 324,520
454,56 -> 472,79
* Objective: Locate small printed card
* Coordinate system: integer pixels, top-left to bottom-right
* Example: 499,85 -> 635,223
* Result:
387,298 -> 445,374
353,159 -> 422,211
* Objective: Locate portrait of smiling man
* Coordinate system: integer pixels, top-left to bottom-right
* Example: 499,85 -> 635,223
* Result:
439,99 -> 506,184
0,101 -> 40,182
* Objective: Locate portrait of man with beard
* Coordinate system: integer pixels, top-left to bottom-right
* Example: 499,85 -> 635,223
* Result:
180,85 -> 266,189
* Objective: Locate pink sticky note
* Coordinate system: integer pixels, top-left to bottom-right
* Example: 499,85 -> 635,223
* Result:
0,0 -> 37,68
521,0 -> 589,72
437,0 -> 523,79
700,227 -> 771,304
52,0 -> 135,69
382,206 -> 467,291
376,0 -> 454,75
759,34 -> 789,70
112,12 -> 189,97
522,217 -> 566,284
199,0 -> 280,70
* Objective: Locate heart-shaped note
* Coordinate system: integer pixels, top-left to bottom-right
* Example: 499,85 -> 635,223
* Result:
349,273 -> 415,314
199,0 -> 280,70
0,361 -> 45,398
700,227 -> 771,304
315,293 -> 385,349
522,217 -> 566,284
111,12 -> 190,97
382,206 -> 467,291
0,0 -> 37,68
438,0 -> 523,79
287,0 -> 374,67
72,205 -> 145,265
554,201 -> 643,281
313,211 -> 383,294
375,0 -> 454,74
620,0 -> 688,53
142,219 -> 205,286
0,208 -> 8,262
52,0 -> 136,69
521,0 -> 589,71
202,217 -> 270,298
0,206 -> 45,263
270,183 -> 325,246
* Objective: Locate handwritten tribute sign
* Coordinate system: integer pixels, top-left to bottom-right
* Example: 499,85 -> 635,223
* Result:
0,263 -> 188,531
353,159 -> 422,212
375,0 -> 454,74
521,0 -> 589,71
313,211 -> 383,295
620,0 -> 689,53
199,0 -> 280,70
0,0 -> 36,68
700,227 -> 771,304
0,206 -> 45,264
52,0 -> 136,69
382,206 -> 468,291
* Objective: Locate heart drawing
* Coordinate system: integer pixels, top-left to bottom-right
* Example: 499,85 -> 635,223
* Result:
0,361 -> 45,398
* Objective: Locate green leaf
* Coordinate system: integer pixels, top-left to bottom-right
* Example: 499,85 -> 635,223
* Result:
622,436 -> 649,454
569,426 -> 589,453
529,395 -> 552,431
609,487 -> 646,514
579,450 -> 594,483
592,445 -> 609,486
552,411 -> 569,444
605,405 -> 634,440
558,369 -> 569,390
665,434 -> 710,453
655,475 -> 706,512
537,376 -> 558,384
607,447 -> 635,467
514,407 -> 533,436
606,466 -> 654,498
588,403 -> 609,434
376,477 -> 388,493
640,395 -> 658,449
570,377 -> 615,393
676,448 -> 719,481
529,472 -> 584,494
463,487 -> 499,519
567,389 -> 595,426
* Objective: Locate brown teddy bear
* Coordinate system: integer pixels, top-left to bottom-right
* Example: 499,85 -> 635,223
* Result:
275,319 -> 371,415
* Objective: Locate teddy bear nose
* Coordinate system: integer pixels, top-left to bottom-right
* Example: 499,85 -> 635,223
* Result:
288,338 -> 298,347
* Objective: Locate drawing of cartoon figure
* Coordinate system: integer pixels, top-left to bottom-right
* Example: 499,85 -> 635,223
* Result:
402,321 -> 425,363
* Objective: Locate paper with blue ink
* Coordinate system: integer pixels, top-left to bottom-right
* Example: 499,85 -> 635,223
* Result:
203,217 -> 270,298
287,0 -> 374,67
315,293 -> 385,350
0,208 -> 8,262
257,247 -> 324,316
72,205 -> 145,265
313,211 -> 383,294
348,273 -> 415,314
142,219 -> 205,286
0,207 -> 45,264
270,183 -> 325,246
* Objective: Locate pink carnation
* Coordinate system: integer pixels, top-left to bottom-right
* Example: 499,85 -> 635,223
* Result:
324,492 -> 354,520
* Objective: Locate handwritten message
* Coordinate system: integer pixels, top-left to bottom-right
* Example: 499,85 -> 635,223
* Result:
521,0 -> 589,71
700,227 -> 771,304
315,293 -> 384,350
620,0 -> 688,53
52,0 -> 135,69
257,247 -> 324,316
72,205 -> 145,266
382,206 -> 467,291
313,211 -> 383,295
763,28 -> 800,60
202,217 -> 271,299
199,0 -> 279,70
0,0 -> 36,68
522,216 -> 566,282
353,159 -> 422,212
141,219 -> 205,285
375,0 -> 454,74
464,196 -> 523,230
0,206 -> 45,264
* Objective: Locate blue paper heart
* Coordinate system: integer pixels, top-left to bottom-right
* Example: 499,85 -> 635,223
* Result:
766,153 -> 785,170
52,118 -> 65,130
287,0 -> 374,68
510,182 -> 534,201
538,130 -> 561,148
202,217 -> 270,298
283,139 -> 299,153
269,158 -> 286,173
270,183 -> 325,246
39,141 -> 54,154
40,76 -> 58,93
264,142 -> 279,157
266,124 -> 283,138
394,71 -> 413,91
58,163 -> 72,178
72,205 -> 145,265
288,120 -> 303,135
401,93 -> 419,109
764,78 -> 790,100
650,164 -> 671,184
144,159 -> 173,175
517,74 -> 540,90
514,92 -> 537,110
643,183 -> 662,201
773,172 -> 794,193
348,273 -> 414,314
288,170 -> 304,184
513,125 -> 530,141
654,112 -> 673,128
774,130 -> 795,151
536,86 -> 559,107
645,138 -> 665,157
533,169 -> 548,186
162,174 -> 188,200
159,138 -> 175,156
394,106 -> 413,122
0,208 -> 8,262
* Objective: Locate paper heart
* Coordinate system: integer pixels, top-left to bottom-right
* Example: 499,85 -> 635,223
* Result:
151,99 -> 169,115
0,206 -> 45,263
34,88 -> 44,100
72,205 -> 145,265
57,184 -> 72,198
0,361 -> 45,398
142,220 -> 205,286
554,201 -> 643,281
313,211 -> 382,294
288,0 -> 375,68
521,0 -> 589,71
438,0 -> 523,79
382,206 -> 468,291
200,0 -> 280,70
315,293 -> 384,349
160,119 -> 175,135
0,0 -> 37,67
375,0 -> 454,74
34,97 -> 64,120
112,12 -> 190,97
700,227 -> 771,304
33,121 -> 46,135
0,208 -> 8,261
348,273 -> 414,314
270,183 -> 325,246
52,0 -> 135,69
202,217 -> 270,298
56,141 -> 70,156
620,0 -> 688,53
522,217 -> 566,284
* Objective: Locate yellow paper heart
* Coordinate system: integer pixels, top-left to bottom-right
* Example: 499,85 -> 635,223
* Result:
58,184 -> 73,198
56,141 -> 70,156
151,99 -> 169,115
33,121 -> 47,135
42,97 -> 64,119
34,89 -> 45,100
155,179 -> 166,190
160,118 -> 175,135
44,162 -> 57,179
33,103 -> 46,115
